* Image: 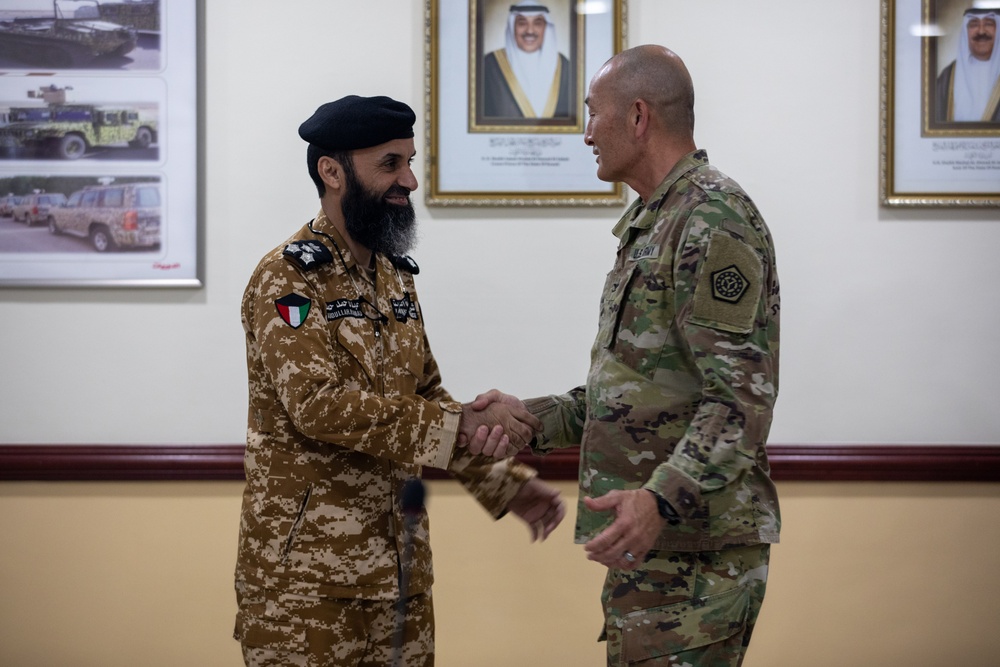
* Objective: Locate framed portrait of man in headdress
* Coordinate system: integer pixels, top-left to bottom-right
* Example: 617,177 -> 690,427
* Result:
472,0 -> 582,131
881,0 -> 1000,207
924,0 -> 1000,131
426,0 -> 627,206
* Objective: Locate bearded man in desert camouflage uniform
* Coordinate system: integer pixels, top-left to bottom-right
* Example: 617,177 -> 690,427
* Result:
472,45 -> 781,666
234,95 -> 565,667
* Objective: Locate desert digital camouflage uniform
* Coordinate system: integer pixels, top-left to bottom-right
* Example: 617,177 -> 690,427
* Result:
234,210 -> 535,665
524,150 -> 780,666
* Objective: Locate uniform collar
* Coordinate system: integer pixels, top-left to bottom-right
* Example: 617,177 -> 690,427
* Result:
310,209 -> 358,271
612,149 -> 709,239
309,209 -> 399,288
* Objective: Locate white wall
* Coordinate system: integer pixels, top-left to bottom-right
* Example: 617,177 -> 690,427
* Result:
1,0 -> 998,446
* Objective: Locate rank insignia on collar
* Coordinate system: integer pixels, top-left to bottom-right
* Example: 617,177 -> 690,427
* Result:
391,292 -> 420,323
283,240 -> 333,270
388,254 -> 420,275
275,293 -> 311,329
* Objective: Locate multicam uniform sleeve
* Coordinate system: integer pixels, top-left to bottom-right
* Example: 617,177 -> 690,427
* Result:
522,388 -> 588,455
245,259 -> 460,470
642,198 -> 778,521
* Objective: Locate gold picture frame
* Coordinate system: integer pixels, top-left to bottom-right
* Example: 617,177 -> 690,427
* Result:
881,0 -> 1000,207
425,0 -> 628,206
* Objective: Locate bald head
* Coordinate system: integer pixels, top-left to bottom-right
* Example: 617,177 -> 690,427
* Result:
583,44 -> 697,200
596,44 -> 695,137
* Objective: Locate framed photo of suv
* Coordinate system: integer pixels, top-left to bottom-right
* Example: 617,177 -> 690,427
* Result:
425,0 -> 628,206
0,0 -> 202,287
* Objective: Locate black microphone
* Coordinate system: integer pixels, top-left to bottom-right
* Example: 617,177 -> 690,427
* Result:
392,478 -> 426,667
401,477 -> 426,517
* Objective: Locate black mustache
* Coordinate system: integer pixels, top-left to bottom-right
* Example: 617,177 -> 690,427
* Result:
971,33 -> 995,41
385,186 -> 411,198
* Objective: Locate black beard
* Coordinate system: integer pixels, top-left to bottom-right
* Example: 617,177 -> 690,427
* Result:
341,166 -> 416,258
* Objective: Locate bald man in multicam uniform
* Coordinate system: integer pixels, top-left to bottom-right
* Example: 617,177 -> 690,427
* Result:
472,45 -> 781,666
234,95 -> 565,667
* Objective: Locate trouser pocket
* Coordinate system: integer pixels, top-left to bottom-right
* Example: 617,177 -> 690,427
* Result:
614,584 -> 749,666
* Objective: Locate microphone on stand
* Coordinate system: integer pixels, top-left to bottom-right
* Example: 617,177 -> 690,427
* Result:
392,477 -> 426,667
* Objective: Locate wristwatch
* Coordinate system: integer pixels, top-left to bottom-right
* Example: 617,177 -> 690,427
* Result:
646,489 -> 680,524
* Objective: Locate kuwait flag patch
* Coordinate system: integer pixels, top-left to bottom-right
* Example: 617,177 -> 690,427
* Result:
275,293 -> 311,329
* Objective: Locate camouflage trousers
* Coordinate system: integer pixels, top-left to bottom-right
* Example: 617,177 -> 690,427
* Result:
601,544 -> 770,667
234,581 -> 434,667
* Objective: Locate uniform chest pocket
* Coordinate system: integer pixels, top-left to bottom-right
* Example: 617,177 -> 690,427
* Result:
332,316 -> 378,390
602,262 -> 674,377
372,318 -> 426,399
393,343 -> 424,398
329,302 -> 427,397
595,264 -> 638,350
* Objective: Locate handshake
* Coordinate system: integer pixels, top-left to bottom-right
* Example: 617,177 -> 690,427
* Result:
457,389 -> 540,459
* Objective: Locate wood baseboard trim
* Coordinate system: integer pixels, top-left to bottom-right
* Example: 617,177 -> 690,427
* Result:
1,444 -> 998,482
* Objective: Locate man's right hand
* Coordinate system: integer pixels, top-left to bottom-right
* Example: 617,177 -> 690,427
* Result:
458,389 -> 542,459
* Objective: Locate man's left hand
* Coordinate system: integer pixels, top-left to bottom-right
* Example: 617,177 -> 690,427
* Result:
508,478 -> 566,542
583,489 -> 664,570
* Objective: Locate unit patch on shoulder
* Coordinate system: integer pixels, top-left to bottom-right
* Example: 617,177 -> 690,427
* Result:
711,264 -> 749,303
275,293 -> 311,329
283,240 -> 333,270
690,231 -> 763,335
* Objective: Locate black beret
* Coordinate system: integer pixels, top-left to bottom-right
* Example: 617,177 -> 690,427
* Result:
298,95 -> 415,152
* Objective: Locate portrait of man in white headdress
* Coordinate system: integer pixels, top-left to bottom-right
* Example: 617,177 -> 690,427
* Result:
934,5 -> 1000,123
477,0 -> 578,126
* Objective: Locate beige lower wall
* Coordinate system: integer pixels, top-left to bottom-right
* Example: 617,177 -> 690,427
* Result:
1,480 -> 998,666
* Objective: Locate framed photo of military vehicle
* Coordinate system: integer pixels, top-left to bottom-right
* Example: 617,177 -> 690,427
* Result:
881,0 -> 1000,207
425,0 -> 628,206
0,0 -> 161,71
0,80 -> 161,162
0,0 -> 201,287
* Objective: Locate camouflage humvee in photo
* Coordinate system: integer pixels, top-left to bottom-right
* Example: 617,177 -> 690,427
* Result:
0,104 -> 158,160
0,1 -> 138,69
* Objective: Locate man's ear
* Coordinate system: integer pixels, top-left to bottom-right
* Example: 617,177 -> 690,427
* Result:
631,99 -> 651,139
318,156 -> 344,192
